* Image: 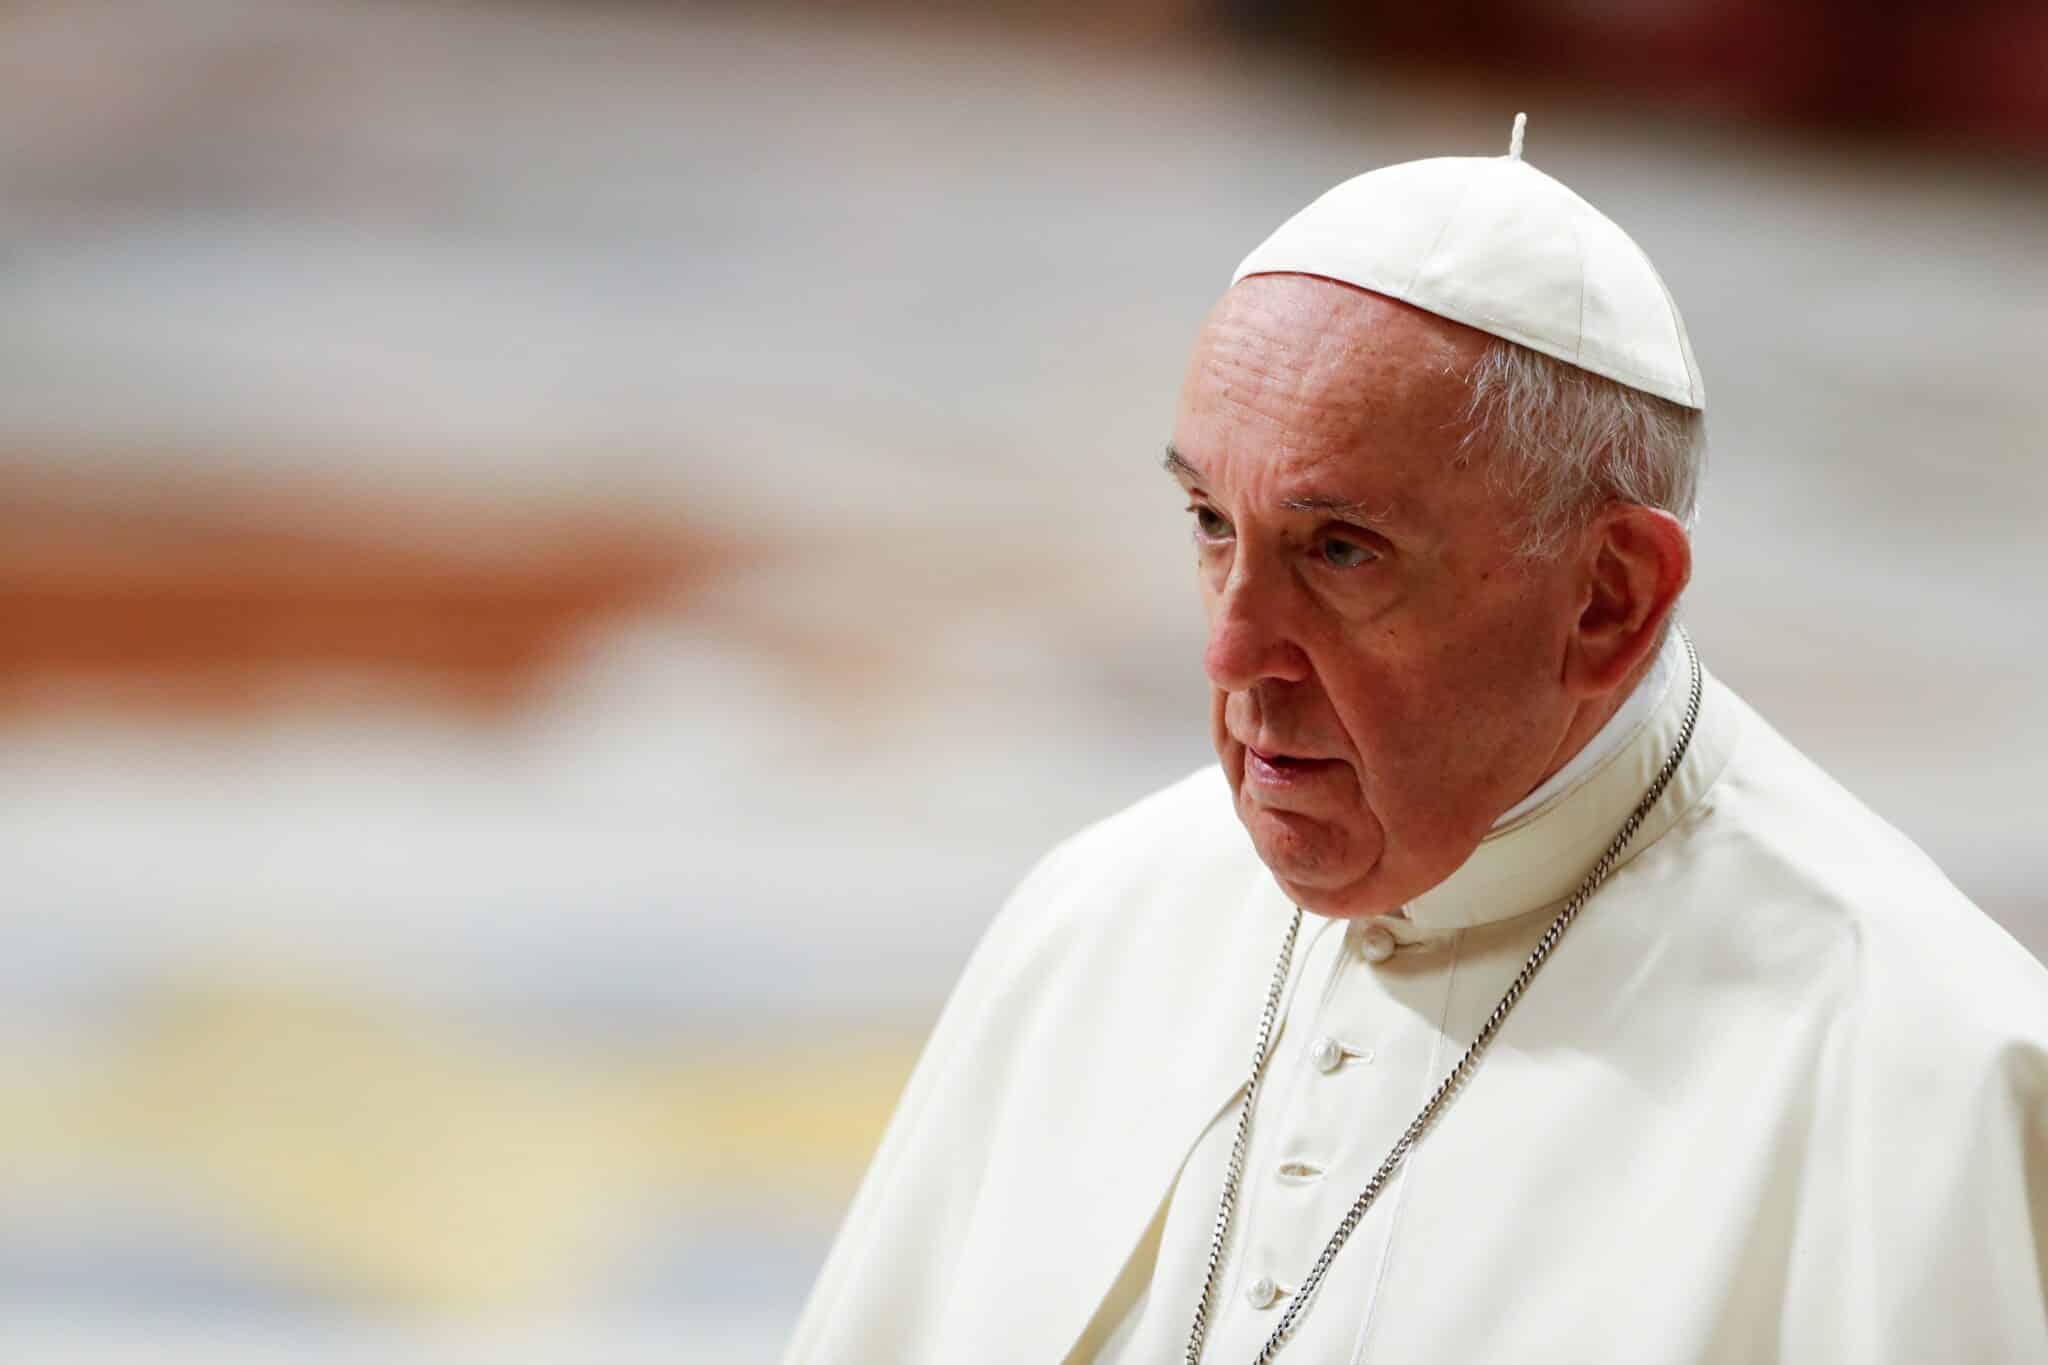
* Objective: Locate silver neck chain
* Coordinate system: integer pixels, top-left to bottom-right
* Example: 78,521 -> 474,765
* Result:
1186,631 -> 1704,1364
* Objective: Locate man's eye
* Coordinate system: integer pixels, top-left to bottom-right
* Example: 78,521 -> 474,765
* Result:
1319,535 -> 1377,569
1187,504 -> 1230,539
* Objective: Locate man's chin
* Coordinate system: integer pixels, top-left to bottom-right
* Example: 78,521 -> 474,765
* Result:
1239,804 -> 1388,917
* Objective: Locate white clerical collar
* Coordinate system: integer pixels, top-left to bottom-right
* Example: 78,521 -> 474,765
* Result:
1382,627 -> 1737,940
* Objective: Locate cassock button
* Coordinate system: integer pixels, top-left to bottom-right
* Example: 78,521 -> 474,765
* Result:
1358,923 -> 1397,963
1246,1274 -> 1280,1310
1310,1036 -> 1343,1074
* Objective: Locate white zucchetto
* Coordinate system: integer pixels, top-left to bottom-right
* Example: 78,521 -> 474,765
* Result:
1232,116 -> 1705,409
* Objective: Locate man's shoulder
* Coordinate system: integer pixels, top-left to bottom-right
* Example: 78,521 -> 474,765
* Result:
1710,686 -> 1993,924
783,765 -> 1275,1365
1035,762 -> 1243,882
997,762 -> 1257,919
1710,688 -> 1964,905
1696,684 -> 2048,1044
973,762 -> 1265,967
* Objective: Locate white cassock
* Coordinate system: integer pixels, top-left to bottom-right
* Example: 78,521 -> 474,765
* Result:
782,634 -> 2048,1362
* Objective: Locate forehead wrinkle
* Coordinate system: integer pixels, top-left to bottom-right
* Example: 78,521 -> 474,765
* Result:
1199,293 -> 1477,454
1192,313 -> 1320,440
1192,327 -> 1426,514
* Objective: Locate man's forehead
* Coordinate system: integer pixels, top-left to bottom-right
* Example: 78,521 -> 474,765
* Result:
1204,276 -> 1487,370
1188,277 -> 1483,429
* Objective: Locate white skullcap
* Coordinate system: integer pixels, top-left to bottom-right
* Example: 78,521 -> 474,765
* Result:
1232,116 -> 1705,409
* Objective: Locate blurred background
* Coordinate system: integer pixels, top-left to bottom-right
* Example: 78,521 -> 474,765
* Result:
2,1 -> 2044,1360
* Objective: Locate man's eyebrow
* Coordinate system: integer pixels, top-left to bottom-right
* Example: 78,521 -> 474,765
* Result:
1162,444 -> 1202,484
1163,444 -> 1396,528
1279,492 -> 1391,526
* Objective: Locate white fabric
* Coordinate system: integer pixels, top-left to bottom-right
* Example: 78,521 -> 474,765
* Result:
783,663 -> 2048,1363
1233,152 -> 1706,408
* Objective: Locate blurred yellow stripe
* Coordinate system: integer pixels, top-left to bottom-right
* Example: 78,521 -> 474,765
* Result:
0,979 -> 925,1311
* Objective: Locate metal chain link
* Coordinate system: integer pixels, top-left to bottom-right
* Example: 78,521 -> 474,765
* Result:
1184,901 -> 1301,1364
1186,630 -> 1704,1363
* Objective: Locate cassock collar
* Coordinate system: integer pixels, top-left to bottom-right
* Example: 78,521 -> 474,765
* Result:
1385,629 -> 1739,942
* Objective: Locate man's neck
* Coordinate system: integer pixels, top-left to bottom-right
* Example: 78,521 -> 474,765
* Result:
1492,633 -> 1678,830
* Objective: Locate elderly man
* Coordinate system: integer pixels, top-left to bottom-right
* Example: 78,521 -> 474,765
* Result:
783,127 -> 2048,1363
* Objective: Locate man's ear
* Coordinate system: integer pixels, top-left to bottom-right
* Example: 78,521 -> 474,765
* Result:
1564,503 -> 1692,696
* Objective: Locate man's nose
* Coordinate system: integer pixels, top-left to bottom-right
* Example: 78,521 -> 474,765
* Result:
1203,563 -> 1310,692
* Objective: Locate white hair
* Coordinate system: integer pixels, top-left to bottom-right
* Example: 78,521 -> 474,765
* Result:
1459,340 -> 1706,559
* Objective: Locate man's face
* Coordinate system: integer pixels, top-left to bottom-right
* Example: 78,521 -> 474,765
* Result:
1169,275 -> 1586,919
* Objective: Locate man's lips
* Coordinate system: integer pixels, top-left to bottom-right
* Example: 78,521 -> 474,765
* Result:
1243,745 -> 1344,787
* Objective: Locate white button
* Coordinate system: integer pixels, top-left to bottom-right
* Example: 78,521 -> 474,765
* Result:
1358,924 -> 1397,962
1310,1036 -> 1343,1073
1246,1274 -> 1279,1309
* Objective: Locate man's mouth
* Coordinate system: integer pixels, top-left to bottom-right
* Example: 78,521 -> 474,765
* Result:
1244,746 -> 1342,785
1247,743 -> 1323,765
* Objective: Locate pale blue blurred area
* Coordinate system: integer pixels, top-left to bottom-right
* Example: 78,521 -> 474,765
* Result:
1,1 -> 2044,1360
